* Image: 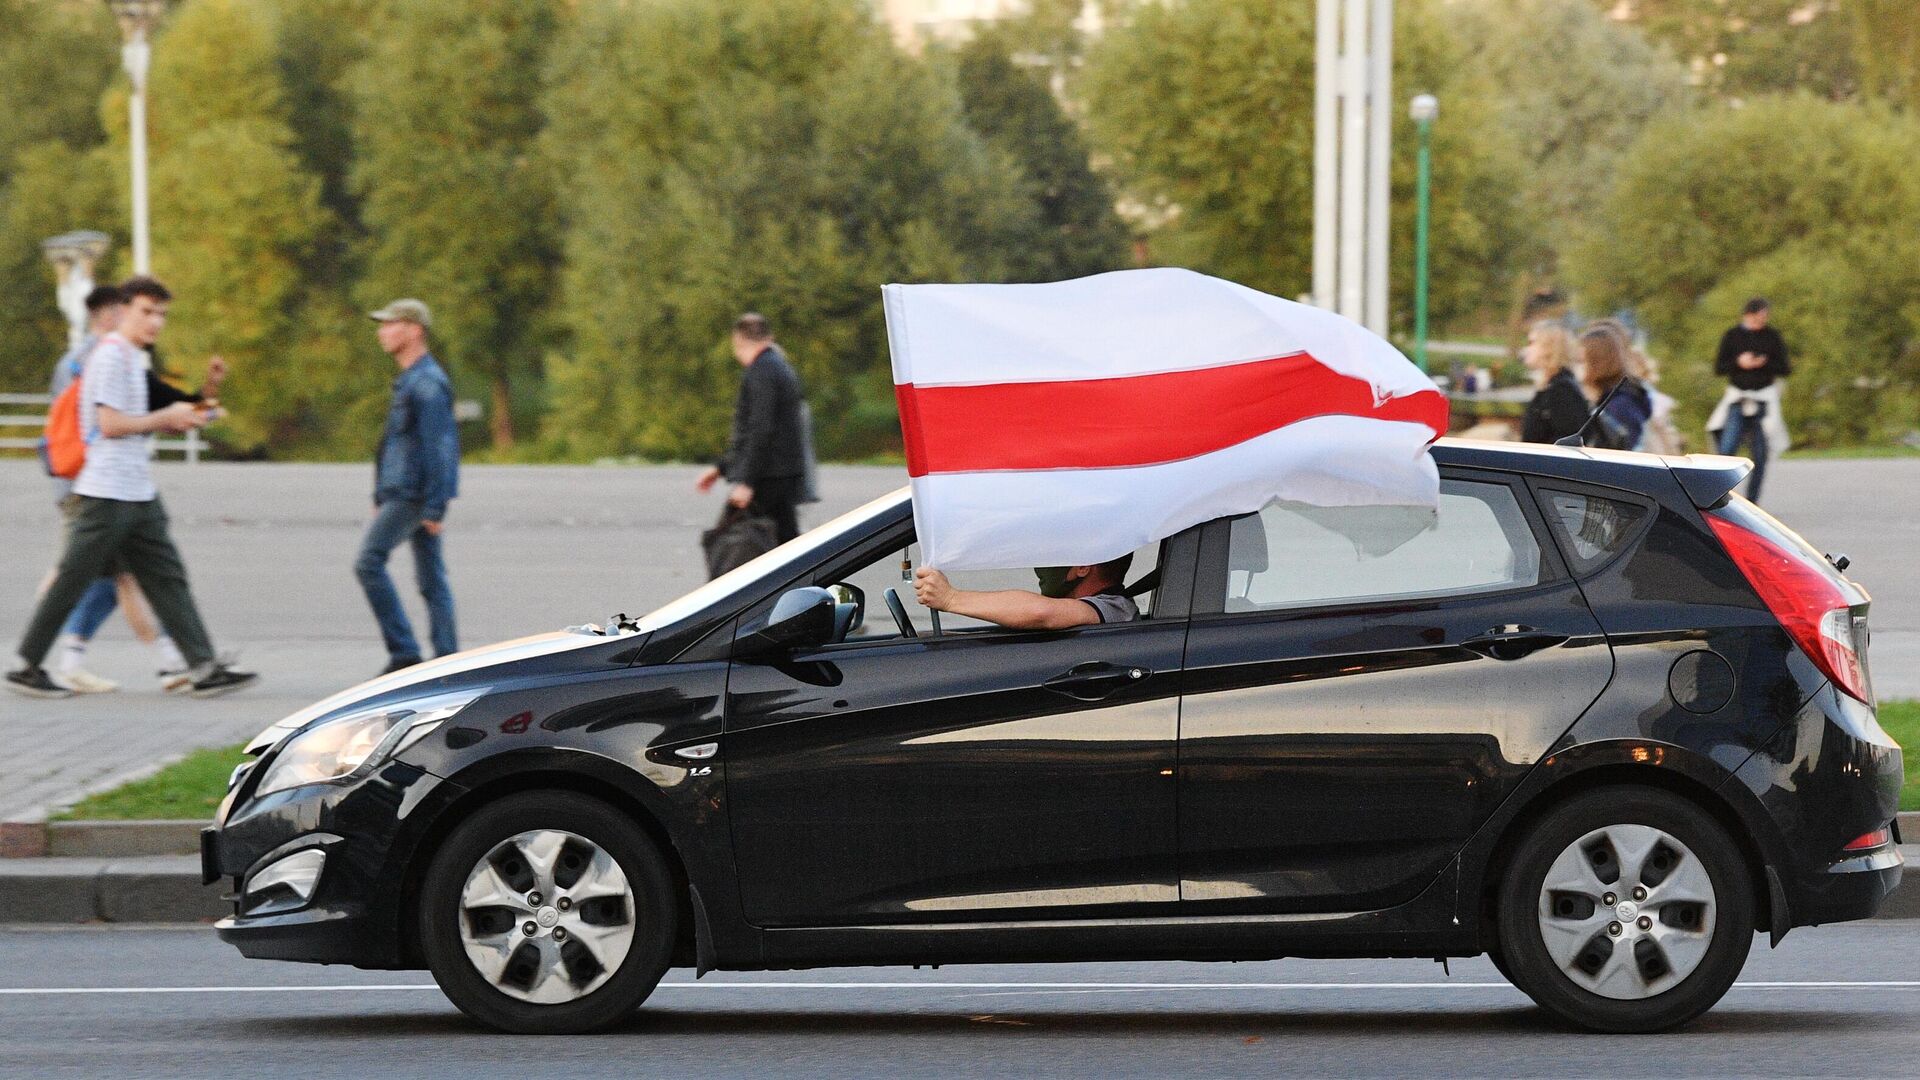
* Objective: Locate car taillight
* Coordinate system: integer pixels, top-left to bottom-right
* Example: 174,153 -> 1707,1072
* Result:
1843,828 -> 1891,852
1706,514 -> 1871,703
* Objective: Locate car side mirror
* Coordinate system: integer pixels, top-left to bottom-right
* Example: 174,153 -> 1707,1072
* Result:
737,587 -> 838,657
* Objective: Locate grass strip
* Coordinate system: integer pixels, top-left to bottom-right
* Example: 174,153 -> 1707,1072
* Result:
55,742 -> 250,821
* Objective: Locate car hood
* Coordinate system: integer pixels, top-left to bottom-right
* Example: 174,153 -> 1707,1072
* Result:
243,631 -> 630,754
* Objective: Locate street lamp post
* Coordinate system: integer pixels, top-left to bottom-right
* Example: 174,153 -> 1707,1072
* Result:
1409,93 -> 1438,374
42,231 -> 114,351
108,0 -> 169,277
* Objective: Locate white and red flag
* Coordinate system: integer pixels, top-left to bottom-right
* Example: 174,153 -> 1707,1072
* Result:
883,268 -> 1449,571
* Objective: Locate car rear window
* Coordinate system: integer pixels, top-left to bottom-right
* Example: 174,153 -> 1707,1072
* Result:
1220,479 -> 1542,613
1540,489 -> 1650,576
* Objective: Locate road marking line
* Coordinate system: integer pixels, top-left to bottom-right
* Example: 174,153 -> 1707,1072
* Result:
3,979 -> 1919,996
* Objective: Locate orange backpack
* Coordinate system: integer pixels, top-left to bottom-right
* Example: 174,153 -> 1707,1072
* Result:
43,376 -> 87,479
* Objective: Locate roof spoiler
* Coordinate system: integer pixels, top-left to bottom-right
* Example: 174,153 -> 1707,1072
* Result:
1668,454 -> 1754,509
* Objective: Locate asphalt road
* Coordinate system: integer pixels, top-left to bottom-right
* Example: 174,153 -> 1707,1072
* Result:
2,922 -> 1918,1078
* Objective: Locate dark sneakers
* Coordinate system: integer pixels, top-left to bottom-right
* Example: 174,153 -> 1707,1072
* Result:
5,666 -> 73,699
189,663 -> 260,699
381,656 -> 423,676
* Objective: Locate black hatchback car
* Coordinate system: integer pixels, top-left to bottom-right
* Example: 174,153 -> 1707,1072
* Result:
207,440 -> 1901,1034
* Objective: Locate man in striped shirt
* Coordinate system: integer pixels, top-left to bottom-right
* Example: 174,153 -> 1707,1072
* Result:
7,277 -> 257,699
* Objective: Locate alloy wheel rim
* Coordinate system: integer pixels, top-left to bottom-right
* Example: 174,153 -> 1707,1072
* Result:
1535,823 -> 1717,1001
458,828 -> 636,1004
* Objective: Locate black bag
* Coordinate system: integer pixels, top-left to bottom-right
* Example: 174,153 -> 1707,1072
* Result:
701,504 -> 778,580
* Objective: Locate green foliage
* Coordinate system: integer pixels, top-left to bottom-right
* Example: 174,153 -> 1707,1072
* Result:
1082,0 -> 1529,332
951,34 -> 1131,281
0,0 -> 118,176
114,0 -> 345,454
540,0 -> 1036,461
1850,0 -> 1920,109
1602,0 -> 1860,102
0,0 -> 120,392
0,142 -> 121,393
1570,96 -> 1920,447
1452,0 -> 1688,269
352,0 -> 563,452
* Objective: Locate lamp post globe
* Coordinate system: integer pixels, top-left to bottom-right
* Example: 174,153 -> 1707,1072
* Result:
42,231 -> 114,352
1410,93 -> 1439,125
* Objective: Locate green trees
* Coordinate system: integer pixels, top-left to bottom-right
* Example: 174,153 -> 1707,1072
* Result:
540,0 -> 1035,461
1453,0 -> 1687,269
1569,97 -> 1920,445
124,0 -> 337,453
0,0 -> 119,390
1082,0 -> 1528,331
351,0 -> 561,452
952,34 -> 1131,282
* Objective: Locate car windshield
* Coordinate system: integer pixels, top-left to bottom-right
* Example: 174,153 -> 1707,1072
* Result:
634,487 -> 911,634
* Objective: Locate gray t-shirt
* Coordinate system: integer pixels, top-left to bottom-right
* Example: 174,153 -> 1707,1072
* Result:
1079,592 -> 1139,624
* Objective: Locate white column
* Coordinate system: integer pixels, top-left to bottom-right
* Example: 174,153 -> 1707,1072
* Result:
1311,0 -> 1339,310
1363,0 -> 1393,336
124,37 -> 153,276
1336,0 -> 1368,321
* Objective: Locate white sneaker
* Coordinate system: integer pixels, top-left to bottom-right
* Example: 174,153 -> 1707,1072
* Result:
158,668 -> 194,694
53,667 -> 119,694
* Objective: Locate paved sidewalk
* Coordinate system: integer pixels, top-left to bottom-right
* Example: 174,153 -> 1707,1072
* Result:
0,462 -> 906,822
1,457 -> 1914,824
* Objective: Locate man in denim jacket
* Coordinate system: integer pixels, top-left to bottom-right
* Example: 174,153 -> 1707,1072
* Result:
358,299 -> 460,674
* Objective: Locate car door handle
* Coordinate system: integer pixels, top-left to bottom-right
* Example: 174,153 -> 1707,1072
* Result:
1461,625 -> 1570,661
1043,662 -> 1152,701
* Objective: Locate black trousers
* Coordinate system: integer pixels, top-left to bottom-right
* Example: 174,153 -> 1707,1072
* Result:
18,496 -> 214,669
748,474 -> 802,543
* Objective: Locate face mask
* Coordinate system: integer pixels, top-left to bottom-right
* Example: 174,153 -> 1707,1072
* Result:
1034,566 -> 1073,598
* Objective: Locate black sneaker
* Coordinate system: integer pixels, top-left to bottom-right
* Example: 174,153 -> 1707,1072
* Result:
188,663 -> 259,699
381,655 -> 423,676
5,666 -> 73,699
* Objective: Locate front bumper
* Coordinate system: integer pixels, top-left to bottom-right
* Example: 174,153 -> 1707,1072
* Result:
206,759 -> 457,969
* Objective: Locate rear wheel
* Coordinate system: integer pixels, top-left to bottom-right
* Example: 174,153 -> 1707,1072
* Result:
1495,786 -> 1755,1033
420,791 -> 676,1033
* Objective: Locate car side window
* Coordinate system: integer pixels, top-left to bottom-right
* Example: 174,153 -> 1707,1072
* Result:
1540,489 -> 1650,576
1219,480 -> 1542,613
825,538 -> 1162,642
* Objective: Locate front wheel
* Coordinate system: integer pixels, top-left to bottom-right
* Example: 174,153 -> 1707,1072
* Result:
1495,786 -> 1756,1033
419,791 -> 677,1034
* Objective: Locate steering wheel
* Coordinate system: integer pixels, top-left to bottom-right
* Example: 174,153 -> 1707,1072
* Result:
883,588 -> 919,639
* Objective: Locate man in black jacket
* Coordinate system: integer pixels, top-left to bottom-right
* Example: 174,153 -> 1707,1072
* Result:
697,313 -> 808,543
1712,297 -> 1790,501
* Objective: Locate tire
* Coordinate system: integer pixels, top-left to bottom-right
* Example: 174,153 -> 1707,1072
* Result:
1494,786 -> 1756,1033
419,791 -> 677,1034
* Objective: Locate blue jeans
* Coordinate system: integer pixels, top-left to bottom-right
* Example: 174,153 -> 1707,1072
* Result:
1716,405 -> 1770,504
354,499 -> 456,662
59,576 -> 120,640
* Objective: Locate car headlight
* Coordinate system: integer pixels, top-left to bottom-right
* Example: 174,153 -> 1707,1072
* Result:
251,689 -> 484,799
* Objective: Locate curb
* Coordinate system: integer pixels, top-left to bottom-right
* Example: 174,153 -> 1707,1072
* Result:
0,856 -> 225,923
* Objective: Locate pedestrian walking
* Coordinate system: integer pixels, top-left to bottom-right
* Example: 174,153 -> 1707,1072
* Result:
39,285 -> 233,692
1519,320 -> 1588,444
7,276 -> 256,699
696,313 -> 811,545
1706,297 -> 1791,502
1579,325 -> 1651,452
356,299 -> 459,675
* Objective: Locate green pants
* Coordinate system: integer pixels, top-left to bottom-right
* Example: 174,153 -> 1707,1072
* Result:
18,496 -> 214,670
